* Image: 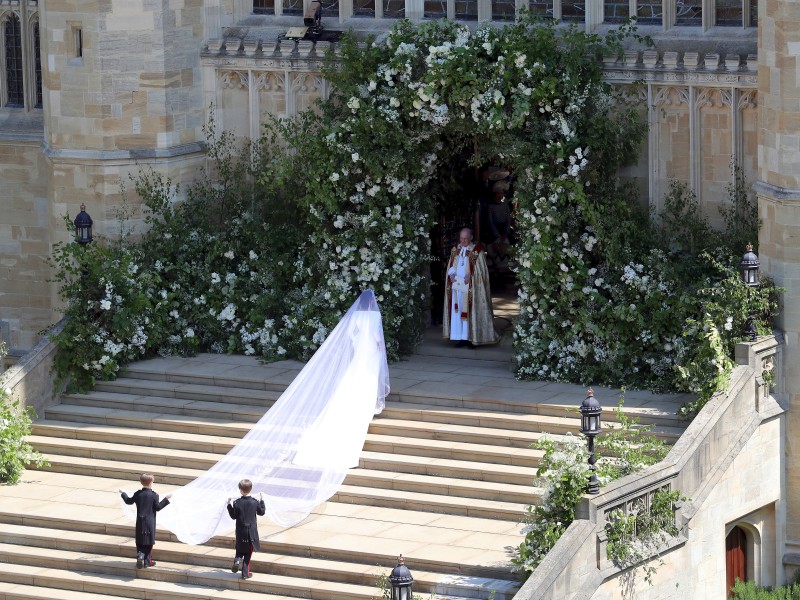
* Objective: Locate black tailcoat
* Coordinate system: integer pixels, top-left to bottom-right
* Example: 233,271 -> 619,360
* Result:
227,495 -> 266,553
121,488 -> 170,547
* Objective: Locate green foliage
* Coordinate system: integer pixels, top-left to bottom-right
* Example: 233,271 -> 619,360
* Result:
0,344 -> 49,484
514,398 -> 675,576
596,397 -> 669,480
513,433 -> 591,573
731,580 -> 800,599
604,488 -> 685,589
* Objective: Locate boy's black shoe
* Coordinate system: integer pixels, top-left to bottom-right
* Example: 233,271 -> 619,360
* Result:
136,552 -> 145,569
241,572 -> 253,579
232,557 -> 242,573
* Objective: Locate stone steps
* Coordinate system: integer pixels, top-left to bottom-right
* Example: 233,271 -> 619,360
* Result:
0,523 -> 515,598
3,349 -> 688,600
37,453 -> 527,520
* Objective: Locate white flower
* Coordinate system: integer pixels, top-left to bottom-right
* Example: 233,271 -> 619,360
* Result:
3,387 -> 11,396
224,250 -> 234,259
346,97 -> 360,111
389,97 -> 400,107
724,316 -> 733,331
367,80 -> 377,91
185,328 -> 195,338
100,300 -> 111,311
352,152 -> 360,162
559,263 -> 568,272
169,310 -> 179,319
249,250 -> 258,260
211,272 -> 221,284
330,172 -> 340,182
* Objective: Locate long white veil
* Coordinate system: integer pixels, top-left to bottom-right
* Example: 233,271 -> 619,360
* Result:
152,290 -> 390,544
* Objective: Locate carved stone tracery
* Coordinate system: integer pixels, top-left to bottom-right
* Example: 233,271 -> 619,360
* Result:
219,70 -> 248,89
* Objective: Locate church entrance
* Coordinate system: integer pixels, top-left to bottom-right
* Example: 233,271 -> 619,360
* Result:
726,526 -> 747,596
427,146 -> 517,329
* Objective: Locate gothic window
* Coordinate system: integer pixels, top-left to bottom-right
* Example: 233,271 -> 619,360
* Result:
604,0 -> 628,23
253,0 -> 275,13
249,0 -> 757,26
4,13 -> 23,107
636,0 -> 662,24
492,0 -> 516,22
0,11 -> 42,110
282,0 -> 303,16
33,19 -> 41,108
676,0 -> 702,25
353,0 -> 375,17
528,0 -> 554,17
561,0 -> 585,22
454,0 -> 478,20
383,0 -> 405,17
424,0 -> 447,19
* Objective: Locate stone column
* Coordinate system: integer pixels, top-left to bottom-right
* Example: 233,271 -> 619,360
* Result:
755,0 -> 800,580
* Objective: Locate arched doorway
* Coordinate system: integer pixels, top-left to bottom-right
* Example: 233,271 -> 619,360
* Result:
427,148 -> 517,328
726,526 -> 747,595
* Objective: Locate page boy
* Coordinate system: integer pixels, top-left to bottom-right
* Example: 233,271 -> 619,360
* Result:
227,479 -> 266,579
119,473 -> 172,569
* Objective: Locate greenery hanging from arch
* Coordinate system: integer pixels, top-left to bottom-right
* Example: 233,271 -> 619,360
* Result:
268,16 -> 649,361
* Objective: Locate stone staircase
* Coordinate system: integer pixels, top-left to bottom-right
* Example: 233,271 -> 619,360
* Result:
0,334 -> 688,600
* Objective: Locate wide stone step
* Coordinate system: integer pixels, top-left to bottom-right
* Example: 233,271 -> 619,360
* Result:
1,582 -> 125,600
36,454 -> 526,520
0,524 -> 519,599
43,403 -> 256,436
380,403 -> 684,443
59,392 -> 269,422
0,553 -> 388,600
94,378 -> 281,406
30,427 -> 542,471
359,451 -> 538,486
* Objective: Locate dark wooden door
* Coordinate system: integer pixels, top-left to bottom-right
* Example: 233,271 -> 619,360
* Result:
726,526 -> 747,596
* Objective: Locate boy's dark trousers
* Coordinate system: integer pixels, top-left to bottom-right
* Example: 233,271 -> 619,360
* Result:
238,543 -> 253,577
137,544 -> 155,567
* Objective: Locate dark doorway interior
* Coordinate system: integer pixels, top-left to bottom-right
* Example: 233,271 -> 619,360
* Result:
427,149 -> 517,326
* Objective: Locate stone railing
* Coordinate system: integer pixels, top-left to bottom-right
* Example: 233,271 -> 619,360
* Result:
0,319 -> 64,418
514,333 -> 783,600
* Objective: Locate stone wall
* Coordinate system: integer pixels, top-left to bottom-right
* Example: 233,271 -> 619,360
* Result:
0,133 -> 52,349
590,414 -> 783,599
755,0 -> 800,569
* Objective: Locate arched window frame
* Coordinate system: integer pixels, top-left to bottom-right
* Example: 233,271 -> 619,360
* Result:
0,6 -> 42,111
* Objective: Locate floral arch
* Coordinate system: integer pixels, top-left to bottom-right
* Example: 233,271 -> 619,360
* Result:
273,18 -> 650,378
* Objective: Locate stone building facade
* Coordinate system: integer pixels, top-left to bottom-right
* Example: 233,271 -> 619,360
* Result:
1,0 -> 799,591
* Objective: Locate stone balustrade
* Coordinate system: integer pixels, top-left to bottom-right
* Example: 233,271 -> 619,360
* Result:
514,333 -> 784,600
1,319 -> 64,418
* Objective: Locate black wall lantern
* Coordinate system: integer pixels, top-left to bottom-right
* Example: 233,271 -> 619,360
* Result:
74,203 -> 93,244
740,243 -> 760,341
579,388 -> 602,495
388,555 -> 414,600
